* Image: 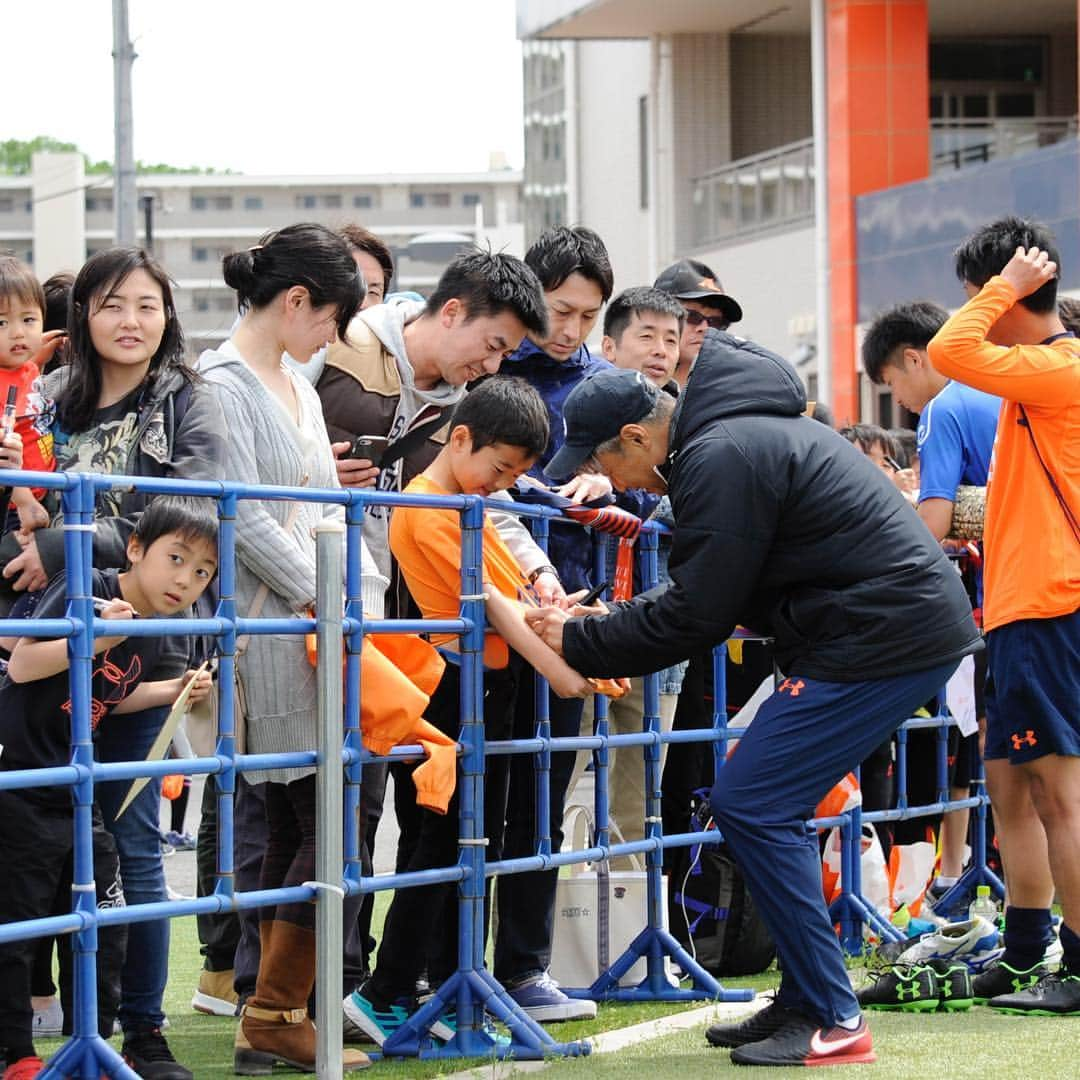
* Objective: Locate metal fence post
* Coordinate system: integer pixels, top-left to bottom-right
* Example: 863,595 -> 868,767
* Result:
315,521 -> 345,1080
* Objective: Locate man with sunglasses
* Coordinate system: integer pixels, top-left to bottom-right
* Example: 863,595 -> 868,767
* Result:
654,259 -> 743,389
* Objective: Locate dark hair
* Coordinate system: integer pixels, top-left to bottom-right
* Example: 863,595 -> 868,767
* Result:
525,225 -> 614,302
810,400 -> 834,428
339,224 -> 394,296
130,494 -> 218,557
603,286 -> 686,341
454,376 -> 549,458
222,223 -> 363,338
58,248 -> 188,433
861,301 -> 949,384
889,428 -> 917,469
838,423 -> 900,462
42,271 -> 74,331
0,255 -> 45,317
425,249 -> 548,338
1059,296 -> 1080,335
954,216 -> 1060,313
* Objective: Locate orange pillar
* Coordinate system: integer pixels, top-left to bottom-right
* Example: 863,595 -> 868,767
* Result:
827,0 -> 929,424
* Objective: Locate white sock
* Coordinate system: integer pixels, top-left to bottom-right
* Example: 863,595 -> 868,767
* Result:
935,876 -> 959,888
836,1014 -> 862,1030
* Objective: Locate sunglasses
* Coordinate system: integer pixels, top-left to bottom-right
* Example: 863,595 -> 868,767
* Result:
683,309 -> 729,331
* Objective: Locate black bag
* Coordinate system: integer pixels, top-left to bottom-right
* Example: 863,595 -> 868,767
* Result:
668,796 -> 776,977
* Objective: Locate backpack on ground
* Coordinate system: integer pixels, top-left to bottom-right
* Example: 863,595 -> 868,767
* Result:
667,795 -> 776,977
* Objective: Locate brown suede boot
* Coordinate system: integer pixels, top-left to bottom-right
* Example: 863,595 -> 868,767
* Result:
239,920 -> 369,1073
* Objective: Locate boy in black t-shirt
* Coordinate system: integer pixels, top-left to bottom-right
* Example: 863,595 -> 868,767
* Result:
0,495 -> 218,1077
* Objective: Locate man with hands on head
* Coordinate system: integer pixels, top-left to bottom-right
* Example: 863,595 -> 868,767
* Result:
927,220 -> 1080,1015
527,335 -> 981,1067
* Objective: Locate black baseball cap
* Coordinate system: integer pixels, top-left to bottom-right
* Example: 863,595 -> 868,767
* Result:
546,368 -> 659,481
653,258 -> 742,324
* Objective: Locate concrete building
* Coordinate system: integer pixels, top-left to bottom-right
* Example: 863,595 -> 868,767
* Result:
517,0 -> 1080,425
0,160 -> 524,354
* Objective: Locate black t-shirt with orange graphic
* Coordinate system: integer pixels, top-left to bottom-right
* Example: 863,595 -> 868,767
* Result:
0,569 -> 183,807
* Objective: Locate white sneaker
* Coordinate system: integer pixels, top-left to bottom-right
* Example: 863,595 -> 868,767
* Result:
895,916 -> 1002,973
33,998 -> 63,1037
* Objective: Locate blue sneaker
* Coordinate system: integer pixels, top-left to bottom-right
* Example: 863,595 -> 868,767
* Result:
507,972 -> 597,1022
342,989 -> 453,1046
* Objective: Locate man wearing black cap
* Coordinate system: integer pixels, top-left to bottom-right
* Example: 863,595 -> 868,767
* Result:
653,258 -> 742,389
524,331 -> 982,1067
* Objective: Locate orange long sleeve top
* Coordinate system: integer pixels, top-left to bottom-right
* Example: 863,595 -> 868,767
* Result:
927,276 -> 1080,631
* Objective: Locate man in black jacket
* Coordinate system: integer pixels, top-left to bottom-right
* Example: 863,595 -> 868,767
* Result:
526,332 -> 982,1067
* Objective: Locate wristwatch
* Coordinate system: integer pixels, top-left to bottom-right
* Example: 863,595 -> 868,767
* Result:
528,564 -> 560,585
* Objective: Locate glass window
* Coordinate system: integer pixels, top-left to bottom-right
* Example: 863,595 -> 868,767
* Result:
323,194 -> 342,209
194,296 -> 210,313
244,196 -> 263,210
191,195 -> 207,211
353,194 -> 373,208
429,192 -> 450,208
192,246 -> 208,262
462,193 -> 481,208
410,193 -> 425,208
213,195 -> 233,210
295,194 -> 317,209
0,197 -> 13,212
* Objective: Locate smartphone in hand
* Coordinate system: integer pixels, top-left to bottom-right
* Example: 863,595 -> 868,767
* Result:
348,435 -> 390,467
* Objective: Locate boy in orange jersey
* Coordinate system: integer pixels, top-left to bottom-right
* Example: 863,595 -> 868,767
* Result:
929,218 -> 1080,1015
343,376 -> 597,1045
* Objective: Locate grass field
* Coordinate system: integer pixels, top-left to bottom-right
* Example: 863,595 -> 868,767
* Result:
37,899 -> 1077,1078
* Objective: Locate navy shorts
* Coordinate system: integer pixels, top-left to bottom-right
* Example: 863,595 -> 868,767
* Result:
984,606 -> 1080,763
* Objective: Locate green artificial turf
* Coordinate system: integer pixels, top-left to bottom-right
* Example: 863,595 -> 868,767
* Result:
36,903 -> 1076,1078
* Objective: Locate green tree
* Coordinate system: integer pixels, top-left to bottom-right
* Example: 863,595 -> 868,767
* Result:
0,136 -> 228,175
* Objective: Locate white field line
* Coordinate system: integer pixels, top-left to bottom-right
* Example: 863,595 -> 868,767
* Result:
440,995 -> 766,1080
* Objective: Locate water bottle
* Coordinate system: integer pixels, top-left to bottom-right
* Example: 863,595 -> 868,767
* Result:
968,884 -> 998,923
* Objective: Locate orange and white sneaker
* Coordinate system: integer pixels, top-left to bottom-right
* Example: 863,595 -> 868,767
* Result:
729,1014 -> 876,1067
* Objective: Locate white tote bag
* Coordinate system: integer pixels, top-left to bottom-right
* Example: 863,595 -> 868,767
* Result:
548,804 -> 674,990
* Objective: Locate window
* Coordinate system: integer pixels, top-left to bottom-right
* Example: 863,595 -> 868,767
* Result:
192,246 -> 209,262
244,196 -> 263,210
295,194 -> 317,209
0,197 -> 13,213
353,194 -> 373,209
194,296 -> 210,313
85,196 -> 113,213
410,193 -> 425,208
322,194 -> 341,209
462,193 -> 481,208
213,195 -> 233,210
215,296 -> 234,312
191,195 -> 207,211
429,192 -> 450,208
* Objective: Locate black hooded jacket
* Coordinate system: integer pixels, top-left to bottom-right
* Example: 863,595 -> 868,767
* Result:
563,332 -> 981,682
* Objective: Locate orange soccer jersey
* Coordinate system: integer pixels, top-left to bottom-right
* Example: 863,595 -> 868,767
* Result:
389,473 -> 530,669
928,275 -> 1080,631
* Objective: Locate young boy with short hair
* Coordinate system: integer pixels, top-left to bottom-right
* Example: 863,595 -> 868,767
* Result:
0,255 -> 59,540
0,495 -> 218,1078
344,377 -> 595,1045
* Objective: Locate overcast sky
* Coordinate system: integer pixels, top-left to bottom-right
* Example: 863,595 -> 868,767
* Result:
10,1 -> 525,175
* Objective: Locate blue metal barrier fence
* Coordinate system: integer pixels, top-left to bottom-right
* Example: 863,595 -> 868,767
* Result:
0,468 -> 997,1076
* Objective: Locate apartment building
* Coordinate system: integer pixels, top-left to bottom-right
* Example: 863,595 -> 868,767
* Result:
517,0 -> 1080,424
0,159 -> 524,353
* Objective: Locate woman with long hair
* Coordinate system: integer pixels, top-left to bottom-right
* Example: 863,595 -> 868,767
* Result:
2,246 -> 225,1079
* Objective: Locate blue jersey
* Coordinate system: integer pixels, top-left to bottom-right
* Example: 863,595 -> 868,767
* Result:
917,381 -> 1001,501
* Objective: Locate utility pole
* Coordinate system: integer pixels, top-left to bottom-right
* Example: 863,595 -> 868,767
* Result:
113,0 -> 137,245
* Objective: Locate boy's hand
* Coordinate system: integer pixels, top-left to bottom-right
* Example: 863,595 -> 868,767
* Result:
178,667 -> 214,705
0,430 -> 23,469
549,668 -> 593,699
332,441 -> 380,488
1000,245 -> 1057,299
31,329 -> 67,370
557,472 -> 612,504
14,494 -> 49,538
96,597 -> 136,649
524,605 -> 569,656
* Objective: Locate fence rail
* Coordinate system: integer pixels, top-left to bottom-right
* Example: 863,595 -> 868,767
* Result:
0,467 -> 996,1076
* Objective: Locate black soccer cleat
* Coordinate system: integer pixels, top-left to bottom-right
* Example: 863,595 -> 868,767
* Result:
706,997 -> 801,1049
